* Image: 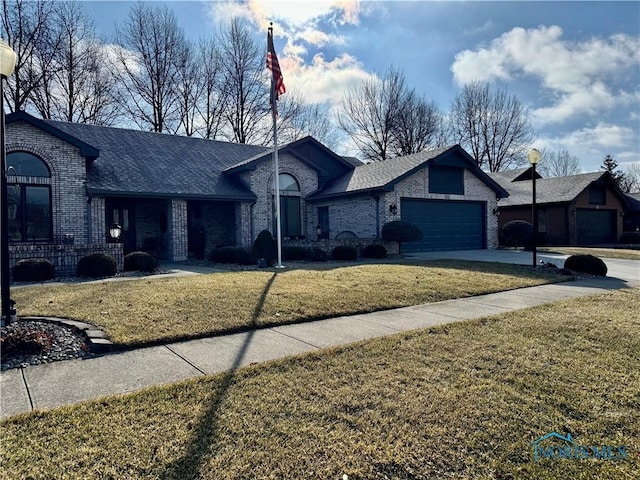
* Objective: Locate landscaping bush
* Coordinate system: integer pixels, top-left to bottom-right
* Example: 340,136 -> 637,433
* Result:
209,246 -> 254,265
283,246 -> 306,261
564,254 -> 608,276
361,244 -> 387,259
332,245 -> 358,261
501,220 -> 533,247
123,251 -> 158,272
12,259 -> 55,282
620,231 -> 640,244
253,230 -> 277,265
305,247 -> 328,262
77,253 -> 118,278
381,221 -> 422,255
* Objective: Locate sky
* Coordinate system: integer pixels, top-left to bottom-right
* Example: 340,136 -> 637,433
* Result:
84,0 -> 640,173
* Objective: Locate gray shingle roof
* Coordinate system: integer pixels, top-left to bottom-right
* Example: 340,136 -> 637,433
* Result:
310,146 -> 451,198
43,119 -> 269,199
491,171 -> 608,207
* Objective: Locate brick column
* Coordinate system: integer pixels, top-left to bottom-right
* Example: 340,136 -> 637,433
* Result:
169,199 -> 188,261
90,197 -> 106,244
236,202 -> 253,247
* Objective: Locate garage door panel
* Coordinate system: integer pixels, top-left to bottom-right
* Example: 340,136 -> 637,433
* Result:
401,199 -> 485,252
576,209 -> 616,245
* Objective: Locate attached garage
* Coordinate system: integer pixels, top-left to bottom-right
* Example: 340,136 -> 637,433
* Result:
576,209 -> 617,245
401,199 -> 486,252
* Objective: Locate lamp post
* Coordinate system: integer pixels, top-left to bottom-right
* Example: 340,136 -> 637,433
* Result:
1,39 -> 16,326
528,148 -> 541,268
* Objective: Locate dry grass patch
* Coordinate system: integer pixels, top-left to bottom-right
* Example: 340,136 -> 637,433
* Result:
12,260 -> 562,346
1,289 -> 638,479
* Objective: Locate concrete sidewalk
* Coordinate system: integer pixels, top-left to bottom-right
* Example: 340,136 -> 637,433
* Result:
1,275 -> 631,420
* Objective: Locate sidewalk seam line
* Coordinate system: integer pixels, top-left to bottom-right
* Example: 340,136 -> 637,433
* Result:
269,328 -> 322,350
163,345 -> 207,376
20,367 -> 34,411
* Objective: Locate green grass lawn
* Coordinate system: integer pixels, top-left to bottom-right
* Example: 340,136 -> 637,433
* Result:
1,288 -> 638,479
13,260 -> 565,347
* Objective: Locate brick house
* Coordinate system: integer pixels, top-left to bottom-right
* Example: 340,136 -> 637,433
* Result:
6,112 -> 507,274
491,167 -> 628,245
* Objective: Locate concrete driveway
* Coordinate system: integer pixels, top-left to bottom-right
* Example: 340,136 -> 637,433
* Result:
406,249 -> 639,286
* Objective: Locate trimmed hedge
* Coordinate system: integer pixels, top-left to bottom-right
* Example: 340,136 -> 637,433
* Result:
253,230 -> 276,265
362,244 -> 387,259
12,259 -> 55,282
305,247 -> 328,262
209,246 -> 254,265
124,251 -> 158,272
77,253 -> 118,278
332,245 -> 358,261
501,220 -> 533,247
283,246 -> 307,261
620,232 -> 640,244
564,254 -> 608,276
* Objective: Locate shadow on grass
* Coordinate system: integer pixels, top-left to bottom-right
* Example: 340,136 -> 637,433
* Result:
160,272 -> 279,479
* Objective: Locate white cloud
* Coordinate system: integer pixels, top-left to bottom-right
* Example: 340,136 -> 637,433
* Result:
451,26 -> 640,125
536,123 -> 636,171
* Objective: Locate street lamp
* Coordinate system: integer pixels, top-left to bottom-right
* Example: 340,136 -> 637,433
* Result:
528,148 -> 541,268
1,39 -> 16,325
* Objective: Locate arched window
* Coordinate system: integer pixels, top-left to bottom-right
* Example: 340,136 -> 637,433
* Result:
273,173 -> 302,237
7,152 -> 52,242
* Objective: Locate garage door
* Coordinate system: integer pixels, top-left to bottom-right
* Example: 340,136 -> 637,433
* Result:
401,199 -> 485,252
576,209 -> 616,245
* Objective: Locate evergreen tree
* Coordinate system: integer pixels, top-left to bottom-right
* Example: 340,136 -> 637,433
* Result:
601,155 -> 628,191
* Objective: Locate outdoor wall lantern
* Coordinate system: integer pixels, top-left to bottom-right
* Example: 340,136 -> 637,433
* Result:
528,148 -> 542,268
492,207 -> 500,216
389,204 -> 398,215
109,223 -> 122,241
1,38 -> 17,326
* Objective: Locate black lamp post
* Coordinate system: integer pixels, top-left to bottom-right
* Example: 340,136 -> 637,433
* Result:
528,148 -> 541,268
1,39 -> 16,326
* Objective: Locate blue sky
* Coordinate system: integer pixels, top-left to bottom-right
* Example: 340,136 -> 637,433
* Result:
85,1 -> 640,173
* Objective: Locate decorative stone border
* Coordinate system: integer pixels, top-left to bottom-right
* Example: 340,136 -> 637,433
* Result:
19,316 -> 113,354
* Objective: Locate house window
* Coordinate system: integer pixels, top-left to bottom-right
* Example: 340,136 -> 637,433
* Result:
589,186 -> 606,205
273,173 -> 302,237
429,165 -> 464,195
7,152 -> 52,242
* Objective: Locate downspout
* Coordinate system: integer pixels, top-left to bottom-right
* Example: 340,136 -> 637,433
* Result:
373,195 -> 380,238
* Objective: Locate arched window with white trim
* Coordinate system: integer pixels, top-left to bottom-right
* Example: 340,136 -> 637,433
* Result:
7,152 -> 52,242
274,173 -> 302,237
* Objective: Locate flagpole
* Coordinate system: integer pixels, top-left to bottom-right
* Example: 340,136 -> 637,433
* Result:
269,23 -> 284,269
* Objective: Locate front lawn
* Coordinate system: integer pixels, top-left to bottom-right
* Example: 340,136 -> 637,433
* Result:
540,246 -> 640,260
12,260 -> 564,346
1,288 -> 638,479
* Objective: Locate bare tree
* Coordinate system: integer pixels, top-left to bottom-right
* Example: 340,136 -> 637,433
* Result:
621,163 -> 640,193
195,37 -> 226,139
449,82 -> 534,172
337,67 -> 406,162
30,1 -> 119,125
271,90 -> 337,147
217,17 -> 268,144
393,91 -> 442,156
1,0 -> 60,112
538,149 -> 581,177
112,3 -> 186,132
173,40 -> 202,136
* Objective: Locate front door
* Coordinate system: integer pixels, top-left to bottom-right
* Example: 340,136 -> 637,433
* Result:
106,200 -> 136,254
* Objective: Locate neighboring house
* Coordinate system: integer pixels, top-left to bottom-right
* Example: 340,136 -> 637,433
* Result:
6,112 -> 507,274
622,192 -> 640,234
491,167 -> 628,245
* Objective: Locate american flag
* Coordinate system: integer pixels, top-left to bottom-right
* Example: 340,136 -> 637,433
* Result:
267,26 -> 286,111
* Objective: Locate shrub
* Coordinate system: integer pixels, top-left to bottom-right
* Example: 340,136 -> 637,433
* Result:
501,220 -> 533,247
124,251 -> 158,272
332,245 -> 358,261
209,246 -> 254,265
564,254 -> 608,276
381,221 -> 422,255
77,253 -> 118,278
253,230 -> 276,265
305,247 -> 328,262
620,232 -> 640,244
12,259 -> 55,282
0,329 -> 54,360
283,246 -> 306,261
362,244 -> 387,259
